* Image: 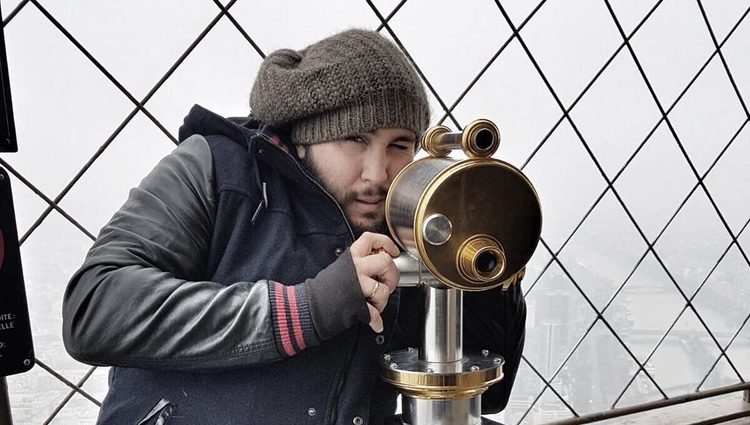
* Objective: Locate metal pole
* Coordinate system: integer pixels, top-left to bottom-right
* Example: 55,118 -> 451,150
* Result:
0,377 -> 13,425
403,286 -> 483,425
403,397 -> 481,425
385,258 -> 503,425
420,287 -> 462,363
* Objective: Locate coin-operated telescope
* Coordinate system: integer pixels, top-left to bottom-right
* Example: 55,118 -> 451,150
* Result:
381,119 -> 542,425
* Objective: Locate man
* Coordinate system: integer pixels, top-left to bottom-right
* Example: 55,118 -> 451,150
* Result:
63,29 -> 526,424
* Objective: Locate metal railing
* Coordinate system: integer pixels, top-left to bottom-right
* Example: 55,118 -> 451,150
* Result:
549,383 -> 750,424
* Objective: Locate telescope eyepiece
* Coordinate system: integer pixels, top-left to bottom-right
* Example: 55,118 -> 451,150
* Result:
474,128 -> 494,152
420,119 -> 500,159
457,235 -> 506,284
475,250 -> 498,275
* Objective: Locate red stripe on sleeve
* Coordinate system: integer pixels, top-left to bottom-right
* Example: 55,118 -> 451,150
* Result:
274,282 -> 295,356
286,285 -> 307,351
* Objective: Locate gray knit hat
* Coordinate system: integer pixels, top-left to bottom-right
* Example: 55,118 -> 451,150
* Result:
249,29 -> 430,145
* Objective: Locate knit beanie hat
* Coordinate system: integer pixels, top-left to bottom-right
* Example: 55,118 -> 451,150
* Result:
249,29 -> 430,145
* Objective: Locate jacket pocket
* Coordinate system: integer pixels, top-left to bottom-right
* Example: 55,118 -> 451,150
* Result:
136,398 -> 174,425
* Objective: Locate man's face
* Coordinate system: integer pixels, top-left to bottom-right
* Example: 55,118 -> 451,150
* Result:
297,128 -> 417,236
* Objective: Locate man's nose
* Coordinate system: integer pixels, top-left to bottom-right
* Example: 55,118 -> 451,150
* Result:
361,150 -> 389,185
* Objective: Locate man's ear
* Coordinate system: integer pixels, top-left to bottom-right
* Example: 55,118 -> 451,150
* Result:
295,144 -> 306,160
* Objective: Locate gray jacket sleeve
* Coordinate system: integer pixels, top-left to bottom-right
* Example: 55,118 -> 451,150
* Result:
62,135 -> 369,370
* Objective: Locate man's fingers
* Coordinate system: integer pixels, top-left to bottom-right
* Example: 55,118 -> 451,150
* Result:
351,232 -> 400,322
377,236 -> 400,257
367,303 -> 383,333
350,232 -> 399,258
362,276 -> 389,312
356,253 -> 399,291
378,253 -> 399,291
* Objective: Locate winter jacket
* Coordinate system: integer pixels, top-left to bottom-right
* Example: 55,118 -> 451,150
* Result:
62,105 -> 526,424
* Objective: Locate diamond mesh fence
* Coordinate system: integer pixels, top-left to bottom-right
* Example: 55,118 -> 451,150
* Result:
1,0 -> 749,423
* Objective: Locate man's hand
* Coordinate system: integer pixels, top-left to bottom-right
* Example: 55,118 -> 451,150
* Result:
350,232 -> 400,333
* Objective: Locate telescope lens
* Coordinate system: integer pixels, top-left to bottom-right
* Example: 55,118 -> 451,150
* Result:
475,251 -> 498,275
458,235 -> 506,283
475,129 -> 494,151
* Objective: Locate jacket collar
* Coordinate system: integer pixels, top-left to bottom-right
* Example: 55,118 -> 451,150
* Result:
179,105 -> 354,238
179,105 -> 308,184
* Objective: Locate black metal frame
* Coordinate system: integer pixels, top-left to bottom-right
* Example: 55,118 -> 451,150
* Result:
0,0 -> 747,423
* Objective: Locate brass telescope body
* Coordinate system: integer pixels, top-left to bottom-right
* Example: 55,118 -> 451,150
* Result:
380,119 -> 542,425
386,119 -> 541,292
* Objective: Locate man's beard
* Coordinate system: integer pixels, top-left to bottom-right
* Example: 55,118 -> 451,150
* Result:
301,151 -> 390,238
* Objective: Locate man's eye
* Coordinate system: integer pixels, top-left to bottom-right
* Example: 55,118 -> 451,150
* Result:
346,135 -> 367,144
391,144 -> 411,151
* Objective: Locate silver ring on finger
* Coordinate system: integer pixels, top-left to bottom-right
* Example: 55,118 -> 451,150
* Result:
367,280 -> 380,299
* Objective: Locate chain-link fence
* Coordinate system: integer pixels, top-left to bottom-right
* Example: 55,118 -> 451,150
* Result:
1,0 -> 749,423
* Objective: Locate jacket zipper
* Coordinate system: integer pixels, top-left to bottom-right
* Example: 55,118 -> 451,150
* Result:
255,133 -> 356,242
257,133 -> 362,424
